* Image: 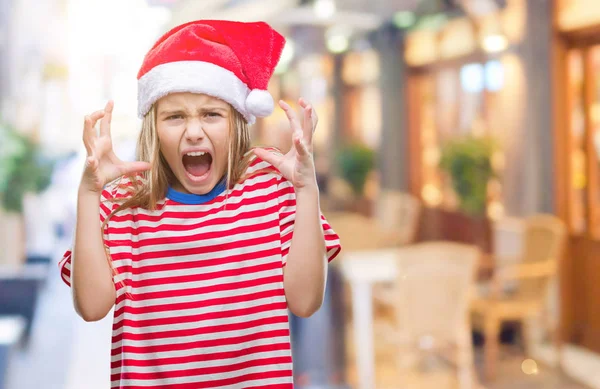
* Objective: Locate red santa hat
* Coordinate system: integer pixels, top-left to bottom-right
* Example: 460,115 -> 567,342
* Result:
137,20 -> 286,124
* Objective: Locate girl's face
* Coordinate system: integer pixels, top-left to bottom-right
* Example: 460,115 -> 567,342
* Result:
156,92 -> 231,195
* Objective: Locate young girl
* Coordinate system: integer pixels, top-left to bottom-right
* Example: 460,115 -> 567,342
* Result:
58,20 -> 341,388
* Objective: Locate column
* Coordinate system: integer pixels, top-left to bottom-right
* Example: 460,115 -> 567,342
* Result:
331,53 -> 346,177
509,0 -> 555,214
373,24 -> 409,192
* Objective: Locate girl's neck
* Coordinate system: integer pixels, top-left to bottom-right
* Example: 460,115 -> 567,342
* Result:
166,177 -> 227,205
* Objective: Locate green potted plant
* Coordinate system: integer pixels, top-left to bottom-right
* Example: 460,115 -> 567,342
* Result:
336,142 -> 376,214
439,135 -> 498,217
0,122 -> 54,266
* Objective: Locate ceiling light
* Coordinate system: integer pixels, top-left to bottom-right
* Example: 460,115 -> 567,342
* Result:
325,25 -> 351,54
314,0 -> 336,20
482,33 -> 508,53
326,35 -> 349,53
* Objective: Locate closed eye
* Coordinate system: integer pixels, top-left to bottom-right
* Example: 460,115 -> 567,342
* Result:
166,114 -> 184,120
205,112 -> 222,118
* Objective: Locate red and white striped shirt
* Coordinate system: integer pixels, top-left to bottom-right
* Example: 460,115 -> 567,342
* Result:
59,157 -> 341,388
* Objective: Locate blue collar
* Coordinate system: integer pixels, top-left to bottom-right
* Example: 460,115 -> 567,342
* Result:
166,179 -> 227,205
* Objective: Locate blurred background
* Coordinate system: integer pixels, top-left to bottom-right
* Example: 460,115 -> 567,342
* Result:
1,0 -> 600,388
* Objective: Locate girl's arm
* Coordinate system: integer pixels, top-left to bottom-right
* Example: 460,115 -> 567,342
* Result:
72,188 -> 116,321
281,184 -> 327,317
71,101 -> 150,321
254,98 -> 334,318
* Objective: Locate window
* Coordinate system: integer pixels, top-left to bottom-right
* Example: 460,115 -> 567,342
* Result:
416,60 -> 505,218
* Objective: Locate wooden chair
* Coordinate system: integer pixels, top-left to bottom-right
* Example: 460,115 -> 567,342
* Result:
376,242 -> 481,389
371,191 -> 422,320
325,212 -> 395,251
373,190 -> 422,247
470,214 -> 567,381
325,190 -> 422,251
327,192 -> 423,340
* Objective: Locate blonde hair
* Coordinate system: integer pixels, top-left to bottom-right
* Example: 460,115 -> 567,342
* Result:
102,102 -> 265,283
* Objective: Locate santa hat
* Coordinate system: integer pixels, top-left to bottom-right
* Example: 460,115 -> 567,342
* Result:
137,20 -> 286,124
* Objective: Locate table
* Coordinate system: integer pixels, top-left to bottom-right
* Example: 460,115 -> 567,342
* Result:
338,246 -> 493,389
338,249 -> 400,389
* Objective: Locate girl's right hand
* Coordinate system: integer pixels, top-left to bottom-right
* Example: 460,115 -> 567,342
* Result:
80,101 -> 151,194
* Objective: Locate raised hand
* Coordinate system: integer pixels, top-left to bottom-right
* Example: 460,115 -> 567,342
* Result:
253,98 -> 318,191
80,101 -> 150,193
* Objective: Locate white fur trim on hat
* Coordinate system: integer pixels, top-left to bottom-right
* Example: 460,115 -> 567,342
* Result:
137,60 -> 255,124
246,89 -> 274,117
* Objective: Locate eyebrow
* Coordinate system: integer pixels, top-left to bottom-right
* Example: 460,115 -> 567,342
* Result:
199,106 -> 228,114
158,109 -> 185,117
158,106 -> 228,117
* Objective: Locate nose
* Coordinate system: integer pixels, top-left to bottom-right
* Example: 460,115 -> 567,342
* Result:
185,118 -> 205,143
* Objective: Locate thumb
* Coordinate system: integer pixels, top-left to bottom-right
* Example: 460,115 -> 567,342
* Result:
84,156 -> 99,173
253,148 -> 284,169
119,161 -> 151,176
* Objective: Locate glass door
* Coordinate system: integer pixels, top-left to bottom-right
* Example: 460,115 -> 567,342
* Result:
588,46 -> 600,238
566,45 -> 600,239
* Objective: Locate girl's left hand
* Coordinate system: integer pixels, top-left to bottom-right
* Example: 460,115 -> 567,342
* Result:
254,98 -> 318,191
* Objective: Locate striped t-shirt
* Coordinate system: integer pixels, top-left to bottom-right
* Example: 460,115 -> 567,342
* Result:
59,157 -> 341,388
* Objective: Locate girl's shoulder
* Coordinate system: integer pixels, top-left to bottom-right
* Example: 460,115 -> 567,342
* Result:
102,174 -> 146,202
242,147 -> 284,183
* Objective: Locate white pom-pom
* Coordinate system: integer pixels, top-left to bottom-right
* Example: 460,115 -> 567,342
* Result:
245,89 -> 274,117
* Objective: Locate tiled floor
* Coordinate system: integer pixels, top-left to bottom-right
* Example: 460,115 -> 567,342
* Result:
2,252 -> 590,389
483,352 -> 587,389
343,341 -> 588,389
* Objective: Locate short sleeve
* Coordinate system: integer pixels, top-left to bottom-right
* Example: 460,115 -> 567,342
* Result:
58,187 -> 117,287
277,176 -> 341,266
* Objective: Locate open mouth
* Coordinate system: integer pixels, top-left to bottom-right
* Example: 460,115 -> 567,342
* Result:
182,151 -> 213,180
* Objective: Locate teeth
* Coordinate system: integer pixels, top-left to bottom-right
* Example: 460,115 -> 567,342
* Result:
186,151 -> 206,157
